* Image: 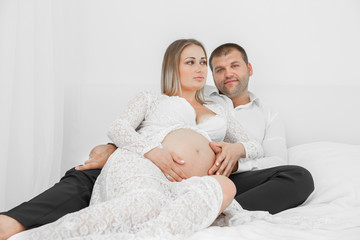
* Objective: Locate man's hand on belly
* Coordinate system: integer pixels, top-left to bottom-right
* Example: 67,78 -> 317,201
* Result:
208,142 -> 245,177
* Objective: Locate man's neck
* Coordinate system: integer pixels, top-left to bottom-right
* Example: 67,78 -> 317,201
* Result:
231,92 -> 250,108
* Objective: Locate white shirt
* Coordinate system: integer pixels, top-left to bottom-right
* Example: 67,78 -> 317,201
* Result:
204,85 -> 288,173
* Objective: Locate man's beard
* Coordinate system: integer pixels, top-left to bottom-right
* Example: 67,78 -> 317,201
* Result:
218,76 -> 249,99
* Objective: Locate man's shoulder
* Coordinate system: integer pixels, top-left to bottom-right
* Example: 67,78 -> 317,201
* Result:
249,91 -> 274,111
248,92 -> 282,123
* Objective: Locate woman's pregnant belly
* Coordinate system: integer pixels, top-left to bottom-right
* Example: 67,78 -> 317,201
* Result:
161,128 -> 215,177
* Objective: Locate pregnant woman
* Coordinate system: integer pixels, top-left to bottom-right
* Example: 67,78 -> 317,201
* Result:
10,39 -> 263,240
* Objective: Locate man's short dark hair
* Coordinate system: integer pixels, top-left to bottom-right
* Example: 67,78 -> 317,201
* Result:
209,43 -> 249,71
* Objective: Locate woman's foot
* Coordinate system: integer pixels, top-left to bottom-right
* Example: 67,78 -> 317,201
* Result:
0,214 -> 25,239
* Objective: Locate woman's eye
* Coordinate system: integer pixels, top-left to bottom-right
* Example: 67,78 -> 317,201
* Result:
186,61 -> 194,65
200,61 -> 207,65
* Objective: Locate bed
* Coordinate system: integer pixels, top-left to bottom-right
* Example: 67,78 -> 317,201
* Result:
60,83 -> 360,240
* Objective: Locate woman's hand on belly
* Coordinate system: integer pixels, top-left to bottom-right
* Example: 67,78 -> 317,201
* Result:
144,147 -> 188,182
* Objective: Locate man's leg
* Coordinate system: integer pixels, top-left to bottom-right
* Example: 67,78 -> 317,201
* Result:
229,165 -> 314,214
1,167 -> 100,230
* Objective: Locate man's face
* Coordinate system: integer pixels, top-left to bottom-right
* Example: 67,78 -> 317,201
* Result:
211,50 -> 253,99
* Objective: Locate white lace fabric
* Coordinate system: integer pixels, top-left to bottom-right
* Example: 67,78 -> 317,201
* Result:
12,149 -> 223,239
11,91 -> 264,239
108,91 -> 263,158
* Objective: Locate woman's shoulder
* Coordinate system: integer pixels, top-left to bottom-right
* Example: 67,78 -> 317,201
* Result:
132,90 -> 163,102
136,89 -> 159,96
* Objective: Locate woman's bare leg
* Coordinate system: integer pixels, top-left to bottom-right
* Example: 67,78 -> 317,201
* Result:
211,175 -> 236,215
0,215 -> 25,240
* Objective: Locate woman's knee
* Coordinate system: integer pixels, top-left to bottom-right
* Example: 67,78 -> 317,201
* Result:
211,175 -> 236,206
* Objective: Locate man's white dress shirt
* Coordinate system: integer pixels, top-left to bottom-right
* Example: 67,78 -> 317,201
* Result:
204,85 -> 288,173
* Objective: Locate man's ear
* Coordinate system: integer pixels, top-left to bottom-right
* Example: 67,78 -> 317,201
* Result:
248,62 -> 253,76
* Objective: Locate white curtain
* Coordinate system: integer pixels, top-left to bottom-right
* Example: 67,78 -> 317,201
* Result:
0,0 -> 63,211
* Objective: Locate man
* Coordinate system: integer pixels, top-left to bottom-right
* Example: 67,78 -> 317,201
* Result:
0,43 -> 314,239
205,43 -> 313,213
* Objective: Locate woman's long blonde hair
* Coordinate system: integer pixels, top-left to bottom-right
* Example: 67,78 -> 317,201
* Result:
161,39 -> 207,104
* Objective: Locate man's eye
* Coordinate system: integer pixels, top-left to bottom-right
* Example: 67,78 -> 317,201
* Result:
216,69 -> 223,73
232,64 -> 239,68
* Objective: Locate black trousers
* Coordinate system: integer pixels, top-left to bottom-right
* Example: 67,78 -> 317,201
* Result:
2,165 -> 314,229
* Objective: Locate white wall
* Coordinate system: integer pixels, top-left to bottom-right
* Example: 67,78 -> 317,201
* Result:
2,0 -> 359,212
56,0 -> 360,172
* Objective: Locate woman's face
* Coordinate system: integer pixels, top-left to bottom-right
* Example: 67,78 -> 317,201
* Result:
178,44 -> 207,93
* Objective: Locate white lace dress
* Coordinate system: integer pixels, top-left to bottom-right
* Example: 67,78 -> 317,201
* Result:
11,91 -> 263,240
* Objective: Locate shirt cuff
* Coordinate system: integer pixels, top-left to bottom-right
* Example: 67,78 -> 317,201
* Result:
232,158 -> 259,174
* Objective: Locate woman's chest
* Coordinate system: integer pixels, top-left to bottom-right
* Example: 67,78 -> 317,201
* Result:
146,96 -> 227,141
147,97 -> 197,125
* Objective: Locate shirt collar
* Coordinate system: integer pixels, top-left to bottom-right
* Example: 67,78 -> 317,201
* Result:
235,91 -> 260,109
204,85 -> 219,96
204,85 -> 260,109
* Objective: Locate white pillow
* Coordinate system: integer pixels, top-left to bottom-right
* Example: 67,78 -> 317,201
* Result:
288,141 -> 360,206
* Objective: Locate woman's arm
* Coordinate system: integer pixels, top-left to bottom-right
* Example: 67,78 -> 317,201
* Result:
208,109 -> 264,176
224,113 -> 264,159
108,91 -> 186,181
107,91 -> 161,156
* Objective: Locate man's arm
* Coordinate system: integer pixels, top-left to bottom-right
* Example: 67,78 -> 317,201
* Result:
75,143 -> 117,170
234,110 -> 288,173
255,110 -> 288,169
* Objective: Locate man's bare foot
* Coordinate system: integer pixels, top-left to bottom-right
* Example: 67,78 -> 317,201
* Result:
0,214 -> 25,239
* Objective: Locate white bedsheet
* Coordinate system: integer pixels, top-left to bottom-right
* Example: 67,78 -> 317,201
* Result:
188,142 -> 360,240
9,142 -> 360,240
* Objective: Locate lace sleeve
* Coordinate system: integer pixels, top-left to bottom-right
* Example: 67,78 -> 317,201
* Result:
107,91 -> 160,156
224,112 -> 264,160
